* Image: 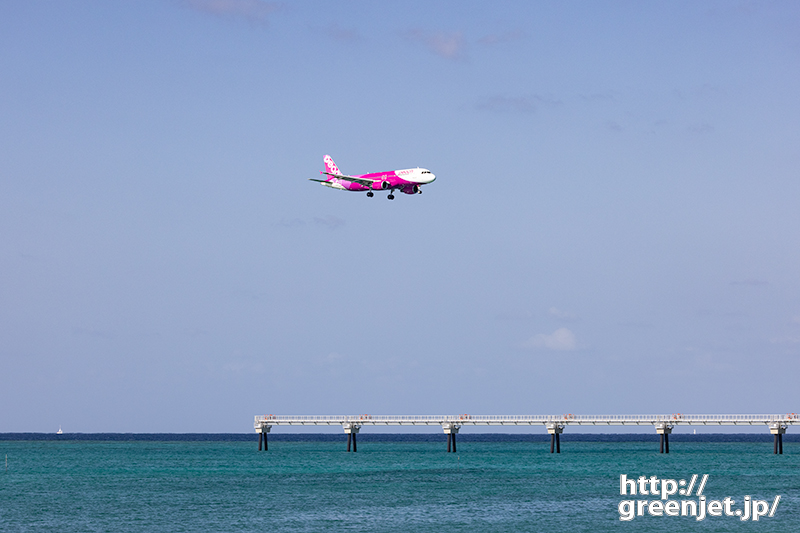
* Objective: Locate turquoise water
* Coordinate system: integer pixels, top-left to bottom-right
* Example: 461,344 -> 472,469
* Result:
1,438 -> 798,532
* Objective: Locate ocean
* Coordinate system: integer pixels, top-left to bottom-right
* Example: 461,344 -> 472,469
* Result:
1,434 -> 797,532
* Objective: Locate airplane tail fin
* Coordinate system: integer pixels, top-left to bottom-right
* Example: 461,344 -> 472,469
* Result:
323,155 -> 342,177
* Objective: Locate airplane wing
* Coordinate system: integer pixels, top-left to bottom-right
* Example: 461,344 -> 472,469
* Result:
320,172 -> 377,188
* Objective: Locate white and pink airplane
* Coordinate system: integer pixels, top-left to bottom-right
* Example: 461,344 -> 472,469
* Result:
309,155 -> 436,200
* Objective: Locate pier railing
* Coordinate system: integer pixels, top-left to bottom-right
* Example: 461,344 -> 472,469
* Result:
254,413 -> 799,427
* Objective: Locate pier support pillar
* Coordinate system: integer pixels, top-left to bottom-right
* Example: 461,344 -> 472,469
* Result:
256,424 -> 271,451
442,423 -> 461,453
343,423 -> 361,453
547,424 -> 564,454
655,423 -> 673,454
770,424 -> 786,455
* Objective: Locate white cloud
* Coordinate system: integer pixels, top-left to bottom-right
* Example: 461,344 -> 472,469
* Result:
324,352 -> 344,363
404,30 -> 466,60
548,307 -> 577,320
523,327 -> 576,351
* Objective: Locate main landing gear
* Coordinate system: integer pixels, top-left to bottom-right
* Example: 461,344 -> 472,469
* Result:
366,191 -> 374,197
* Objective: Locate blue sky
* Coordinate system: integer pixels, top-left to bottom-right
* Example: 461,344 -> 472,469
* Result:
1,1 -> 799,432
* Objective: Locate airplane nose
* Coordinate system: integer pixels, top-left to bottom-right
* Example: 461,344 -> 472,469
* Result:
427,173 -> 436,183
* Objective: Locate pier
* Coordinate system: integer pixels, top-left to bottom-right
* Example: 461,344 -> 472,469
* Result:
254,414 -> 798,454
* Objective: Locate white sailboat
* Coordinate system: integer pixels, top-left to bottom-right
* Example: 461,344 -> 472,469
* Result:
57,426 -> 63,435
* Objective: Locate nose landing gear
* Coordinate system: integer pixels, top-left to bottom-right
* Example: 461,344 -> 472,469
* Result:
387,193 -> 395,200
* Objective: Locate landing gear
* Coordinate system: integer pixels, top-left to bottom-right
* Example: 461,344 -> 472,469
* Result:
387,194 -> 395,200
366,191 -> 374,197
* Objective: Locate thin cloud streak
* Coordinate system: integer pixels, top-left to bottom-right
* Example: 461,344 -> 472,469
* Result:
730,278 -> 769,287
477,29 -> 523,45
319,23 -> 361,43
314,215 -> 346,230
275,216 -> 345,230
476,94 -> 562,114
181,0 -> 282,25
549,307 -> 577,321
688,123 -> 715,134
476,96 -> 536,114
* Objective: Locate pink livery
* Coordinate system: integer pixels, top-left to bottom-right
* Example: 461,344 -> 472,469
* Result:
309,155 -> 435,200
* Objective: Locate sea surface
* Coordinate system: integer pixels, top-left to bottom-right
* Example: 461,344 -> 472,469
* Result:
1,434 -> 798,532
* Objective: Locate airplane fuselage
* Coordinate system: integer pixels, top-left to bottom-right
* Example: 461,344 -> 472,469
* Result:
312,155 -> 435,199
323,168 -> 435,194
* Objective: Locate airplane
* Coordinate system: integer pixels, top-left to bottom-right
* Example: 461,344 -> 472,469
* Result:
309,155 -> 435,200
